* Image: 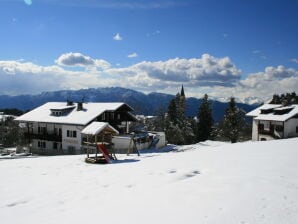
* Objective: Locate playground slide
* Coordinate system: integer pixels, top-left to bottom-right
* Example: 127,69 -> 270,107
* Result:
149,137 -> 159,148
97,144 -> 112,164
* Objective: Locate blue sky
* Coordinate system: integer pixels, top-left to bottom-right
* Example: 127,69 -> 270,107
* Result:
0,0 -> 298,103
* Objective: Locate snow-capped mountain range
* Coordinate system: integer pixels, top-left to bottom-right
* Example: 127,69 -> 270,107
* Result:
0,87 -> 258,121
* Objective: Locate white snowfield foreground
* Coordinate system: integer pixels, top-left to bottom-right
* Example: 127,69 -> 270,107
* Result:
1,138 -> 298,224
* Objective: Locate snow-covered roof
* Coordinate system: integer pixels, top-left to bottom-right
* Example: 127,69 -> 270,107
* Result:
246,104 -> 281,117
81,122 -> 119,135
246,104 -> 298,122
15,102 -> 133,125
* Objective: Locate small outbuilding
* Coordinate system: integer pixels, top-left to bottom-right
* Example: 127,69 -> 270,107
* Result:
81,122 -> 119,163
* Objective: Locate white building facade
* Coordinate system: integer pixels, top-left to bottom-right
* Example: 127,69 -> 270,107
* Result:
16,102 -> 136,155
246,104 -> 298,141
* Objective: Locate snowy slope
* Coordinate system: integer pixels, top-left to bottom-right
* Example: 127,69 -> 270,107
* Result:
0,139 -> 298,224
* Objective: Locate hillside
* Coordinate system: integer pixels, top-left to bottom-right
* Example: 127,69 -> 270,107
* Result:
0,138 -> 297,224
0,87 -> 257,121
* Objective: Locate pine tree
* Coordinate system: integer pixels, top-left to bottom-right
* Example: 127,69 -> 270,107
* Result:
270,94 -> 281,104
197,94 -> 213,141
181,85 -> 185,98
167,97 -> 178,123
221,97 -> 245,143
165,86 -> 195,145
270,92 -> 298,105
167,92 -> 185,125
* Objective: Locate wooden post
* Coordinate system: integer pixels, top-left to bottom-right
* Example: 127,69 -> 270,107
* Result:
283,121 -> 285,138
87,135 -> 89,158
95,134 -> 97,159
126,121 -> 129,133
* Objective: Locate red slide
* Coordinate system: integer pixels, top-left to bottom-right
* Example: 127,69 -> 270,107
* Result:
97,144 -> 112,164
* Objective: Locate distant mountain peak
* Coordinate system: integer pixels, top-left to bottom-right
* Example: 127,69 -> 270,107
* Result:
0,87 -> 258,121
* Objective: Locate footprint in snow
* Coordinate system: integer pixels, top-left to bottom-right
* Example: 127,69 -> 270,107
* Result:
178,170 -> 201,180
6,200 -> 28,207
168,169 -> 177,174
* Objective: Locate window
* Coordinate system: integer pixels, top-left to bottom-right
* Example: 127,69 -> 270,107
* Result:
260,109 -> 274,114
53,142 -> 58,150
101,113 -> 106,120
52,111 -> 62,116
67,130 -> 77,138
38,126 -> 46,134
117,113 -> 121,120
274,108 -> 293,115
258,123 -> 264,130
296,126 -> 298,133
275,125 -> 284,132
38,141 -> 46,148
264,123 -> 270,130
54,128 -> 61,136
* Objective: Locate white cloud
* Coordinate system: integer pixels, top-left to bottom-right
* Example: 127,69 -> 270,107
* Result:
252,50 -> 261,54
146,30 -> 161,37
0,54 -> 241,96
291,58 -> 298,64
127,52 -> 138,58
260,55 -> 267,60
24,0 -> 32,6
1,53 -> 298,104
55,52 -> 110,69
113,33 -> 123,41
110,54 -> 241,86
206,66 -> 298,103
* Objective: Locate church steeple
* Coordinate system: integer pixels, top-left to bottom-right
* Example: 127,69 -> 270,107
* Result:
180,85 -> 185,97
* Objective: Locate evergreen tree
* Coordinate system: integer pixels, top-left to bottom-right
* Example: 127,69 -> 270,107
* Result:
167,92 -> 186,126
221,97 -> 245,143
197,94 -> 213,141
270,94 -> 281,104
165,86 -> 195,145
270,92 -> 298,104
181,84 -> 185,98
167,98 -> 178,123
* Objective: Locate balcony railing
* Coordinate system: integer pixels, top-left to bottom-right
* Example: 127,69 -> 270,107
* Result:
24,132 -> 62,142
258,129 -> 282,139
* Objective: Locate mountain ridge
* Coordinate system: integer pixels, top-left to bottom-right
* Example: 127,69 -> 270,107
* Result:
0,87 -> 258,122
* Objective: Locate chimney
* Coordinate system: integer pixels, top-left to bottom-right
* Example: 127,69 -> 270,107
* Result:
77,102 -> 83,111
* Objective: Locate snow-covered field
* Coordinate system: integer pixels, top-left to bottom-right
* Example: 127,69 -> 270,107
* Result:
1,138 -> 298,224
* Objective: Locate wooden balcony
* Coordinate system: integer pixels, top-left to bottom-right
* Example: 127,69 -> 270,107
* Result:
24,132 -> 62,142
258,129 -> 281,139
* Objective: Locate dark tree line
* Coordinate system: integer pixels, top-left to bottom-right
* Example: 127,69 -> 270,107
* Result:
0,108 -> 24,116
0,117 -> 25,147
0,109 -> 25,147
196,94 -> 213,142
270,92 -> 298,105
145,86 -> 250,145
